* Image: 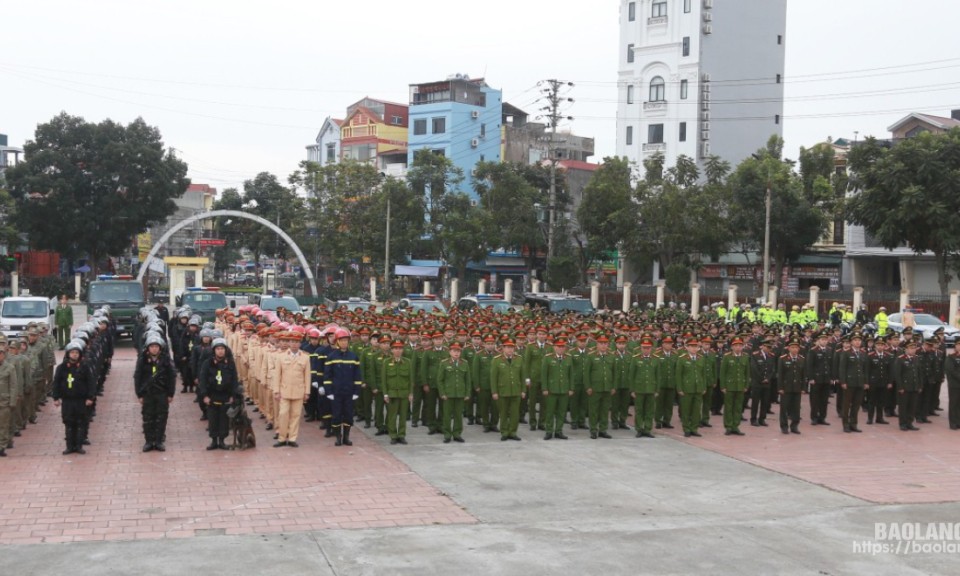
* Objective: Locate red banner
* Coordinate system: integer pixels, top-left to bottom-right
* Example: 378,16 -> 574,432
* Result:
194,238 -> 226,247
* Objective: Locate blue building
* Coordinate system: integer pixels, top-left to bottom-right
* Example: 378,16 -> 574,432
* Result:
407,75 -> 502,201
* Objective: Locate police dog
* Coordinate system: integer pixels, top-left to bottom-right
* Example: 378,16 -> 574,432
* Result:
227,402 -> 256,450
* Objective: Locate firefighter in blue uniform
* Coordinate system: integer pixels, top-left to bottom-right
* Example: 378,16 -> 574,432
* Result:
323,328 -> 362,447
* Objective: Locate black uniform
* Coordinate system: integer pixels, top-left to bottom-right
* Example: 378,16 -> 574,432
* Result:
52,358 -> 96,454
199,354 -> 241,446
866,350 -> 893,424
805,344 -> 833,425
134,351 -> 176,450
749,348 -> 776,425
894,351 -> 922,430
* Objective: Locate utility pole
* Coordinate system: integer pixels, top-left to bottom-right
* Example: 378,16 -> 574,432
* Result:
539,79 -> 574,260
384,195 -> 391,297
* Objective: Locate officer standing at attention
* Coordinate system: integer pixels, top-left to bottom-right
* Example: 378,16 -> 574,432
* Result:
839,333 -> 868,433
324,328 -> 362,447
54,295 -> 73,350
585,335 -> 616,440
630,337 -> 660,438
541,337 -> 573,440
0,340 -> 16,457
777,339 -> 805,435
749,338 -> 776,427
51,340 -> 96,455
134,334 -> 176,452
522,326 -> 551,431
676,337 -> 706,438
805,332 -> 833,426
437,342 -> 471,443
491,339 -> 524,441
382,340 -> 414,444
943,339 -> 960,430
894,340 -> 922,431
720,336 -> 750,436
199,338 -> 241,450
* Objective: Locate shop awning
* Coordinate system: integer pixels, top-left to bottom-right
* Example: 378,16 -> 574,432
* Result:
395,265 -> 439,277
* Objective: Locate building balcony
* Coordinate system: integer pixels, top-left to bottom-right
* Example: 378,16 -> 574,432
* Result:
341,125 -> 378,139
647,16 -> 668,26
643,101 -> 667,112
642,143 -> 666,153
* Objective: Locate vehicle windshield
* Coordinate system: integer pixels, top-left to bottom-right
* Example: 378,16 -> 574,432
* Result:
410,300 -> 447,314
914,314 -> 944,325
478,300 -> 513,313
1,300 -> 49,318
182,292 -> 228,311
549,299 -> 594,314
89,282 -> 144,304
258,297 -> 301,312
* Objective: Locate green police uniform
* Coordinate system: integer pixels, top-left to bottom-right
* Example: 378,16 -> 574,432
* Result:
893,351 -> 922,430
720,350 -> 750,433
419,346 -> 446,434
838,347 -> 868,431
655,348 -> 679,428
629,351 -> 659,436
540,351 -> 573,437
611,348 -> 632,429
569,342 -> 591,429
472,348 -> 499,431
675,352 -> 707,435
381,353 -> 414,441
462,344 -> 480,424
700,348 -> 718,426
491,353 -> 524,440
522,340 -> 552,430
437,357 -> 471,441
584,351 -> 615,438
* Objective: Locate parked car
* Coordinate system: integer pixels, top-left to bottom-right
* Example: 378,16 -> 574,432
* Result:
885,312 -> 960,343
331,297 -> 373,312
523,292 -> 595,315
457,294 -> 518,314
398,294 -> 448,315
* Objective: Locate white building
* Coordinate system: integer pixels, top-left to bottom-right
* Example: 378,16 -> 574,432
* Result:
305,116 -> 342,167
616,0 -> 786,170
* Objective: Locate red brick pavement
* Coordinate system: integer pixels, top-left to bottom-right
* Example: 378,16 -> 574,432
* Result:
0,346 -> 474,545
653,391 -> 960,504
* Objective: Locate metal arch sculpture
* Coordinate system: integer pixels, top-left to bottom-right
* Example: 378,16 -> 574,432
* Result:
136,209 -> 318,298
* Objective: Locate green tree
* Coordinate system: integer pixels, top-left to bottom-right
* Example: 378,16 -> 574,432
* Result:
728,136 -> 827,289
231,172 -> 306,277
435,193 -> 488,281
407,150 -> 465,259
846,130 -> 960,295
209,188 -> 245,280
576,157 -> 636,283
544,255 -> 580,291
5,112 -> 189,274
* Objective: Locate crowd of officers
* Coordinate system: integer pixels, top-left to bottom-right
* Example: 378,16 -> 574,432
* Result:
0,313 -> 114,457
176,300 -> 959,449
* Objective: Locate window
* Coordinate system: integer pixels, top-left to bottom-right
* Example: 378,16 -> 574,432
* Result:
480,155 -> 485,163
627,43 -> 635,63
628,1 -> 636,21
391,115 -> 403,125
480,123 -> 486,138
325,143 -> 336,162
679,122 -> 687,142
413,119 -> 427,135
652,0 -> 667,18
778,34 -> 783,45
775,114 -> 781,125
680,79 -> 688,99
682,36 -> 690,57
432,149 -> 445,157
649,76 -> 665,102
648,123 -> 664,144
432,117 -> 446,134
684,0 -> 691,13
627,85 -> 634,104
626,126 -> 634,146
776,73 -> 782,84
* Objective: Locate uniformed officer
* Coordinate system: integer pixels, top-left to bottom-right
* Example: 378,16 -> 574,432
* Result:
943,339 -> 960,430
51,340 -> 96,455
720,336 -> 750,435
541,337 -> 573,440
893,340 -> 922,431
419,332 -> 446,435
472,335 -> 499,433
382,340 -> 414,444
569,333 -> 591,430
585,335 -> 616,439
0,342 -> 15,457
749,338 -> 776,426
838,333 -> 868,433
805,332 -> 833,426
655,336 -> 679,429
676,337 -> 707,438
134,333 -> 176,452
437,342 -> 471,443
630,337 -> 659,438
866,339 -> 893,425
777,339 -> 805,434
199,338 -> 241,450
522,326 -> 551,431
491,339 -> 525,441
324,328 -> 363,447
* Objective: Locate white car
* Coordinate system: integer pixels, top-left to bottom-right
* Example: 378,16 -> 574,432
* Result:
0,296 -> 55,337
886,312 -> 960,343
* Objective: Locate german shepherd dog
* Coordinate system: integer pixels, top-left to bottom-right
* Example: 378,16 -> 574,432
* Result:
227,402 -> 256,450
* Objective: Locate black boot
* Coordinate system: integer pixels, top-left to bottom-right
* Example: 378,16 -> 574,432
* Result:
324,425 -> 335,438
63,427 -> 75,455
207,439 -> 219,450
219,437 -> 229,450
335,426 -> 343,446
343,426 -> 353,446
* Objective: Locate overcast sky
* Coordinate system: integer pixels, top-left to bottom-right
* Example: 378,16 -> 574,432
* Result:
2,0 -> 958,192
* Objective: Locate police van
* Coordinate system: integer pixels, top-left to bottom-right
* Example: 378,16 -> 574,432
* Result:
523,292 -> 595,315
87,275 -> 145,337
177,287 -> 230,324
457,294 -> 516,314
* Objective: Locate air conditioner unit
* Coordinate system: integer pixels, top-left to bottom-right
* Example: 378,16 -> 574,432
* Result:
470,138 -> 479,148
703,12 -> 713,22
701,101 -> 711,111
701,142 -> 711,157
703,0 -> 713,8
701,111 -> 711,121
702,122 -> 711,131
701,131 -> 710,141
702,83 -> 711,93
703,24 -> 713,35
471,110 -> 480,119
702,92 -> 710,102
702,72 -> 711,82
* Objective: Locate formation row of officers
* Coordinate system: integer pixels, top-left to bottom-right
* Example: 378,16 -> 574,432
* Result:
213,306 -> 960,446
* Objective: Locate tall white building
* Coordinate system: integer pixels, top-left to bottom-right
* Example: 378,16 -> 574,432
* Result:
616,0 -> 786,170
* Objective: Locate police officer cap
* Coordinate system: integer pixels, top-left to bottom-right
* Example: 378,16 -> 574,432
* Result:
65,340 -> 85,354
212,337 -> 229,349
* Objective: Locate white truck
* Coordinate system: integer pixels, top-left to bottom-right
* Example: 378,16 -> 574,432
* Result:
0,296 -> 55,337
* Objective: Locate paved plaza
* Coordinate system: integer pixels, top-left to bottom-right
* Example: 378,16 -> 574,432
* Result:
1,343 -> 958,575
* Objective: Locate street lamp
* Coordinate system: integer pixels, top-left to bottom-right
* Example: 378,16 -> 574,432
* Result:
751,153 -> 772,301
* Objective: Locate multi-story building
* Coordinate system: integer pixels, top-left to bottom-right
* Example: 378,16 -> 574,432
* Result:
0,133 -> 22,180
844,111 -> 960,293
306,117 -> 342,167
407,75 -> 502,199
502,104 -> 595,165
339,97 -> 409,178
144,183 -> 217,277
616,0 -> 786,170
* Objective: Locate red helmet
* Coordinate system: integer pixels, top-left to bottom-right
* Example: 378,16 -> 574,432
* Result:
291,324 -> 306,335
307,327 -> 321,339
334,328 -> 351,340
